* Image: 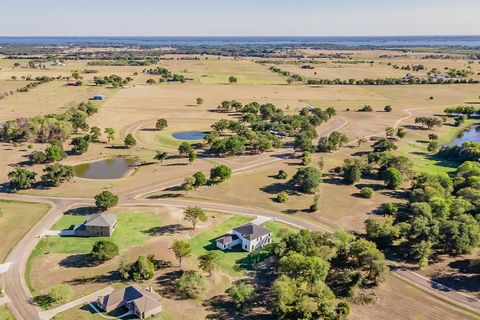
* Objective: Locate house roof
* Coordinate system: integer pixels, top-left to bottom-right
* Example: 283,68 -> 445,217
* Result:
84,214 -> 117,228
232,223 -> 271,241
99,285 -> 161,314
216,234 -> 239,245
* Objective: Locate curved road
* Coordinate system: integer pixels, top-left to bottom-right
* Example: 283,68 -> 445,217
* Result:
2,115 -> 480,319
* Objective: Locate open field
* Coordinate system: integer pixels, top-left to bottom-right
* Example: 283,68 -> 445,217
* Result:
0,200 -> 50,262
2,49 -> 480,320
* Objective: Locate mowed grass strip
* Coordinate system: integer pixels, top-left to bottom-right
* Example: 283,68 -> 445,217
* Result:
0,200 -> 50,262
189,216 -> 297,276
48,212 -> 163,254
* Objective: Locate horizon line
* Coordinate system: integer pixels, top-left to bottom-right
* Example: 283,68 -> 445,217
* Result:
1,34 -> 479,38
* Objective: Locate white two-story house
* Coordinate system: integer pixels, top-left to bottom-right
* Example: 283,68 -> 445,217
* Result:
216,223 -> 272,252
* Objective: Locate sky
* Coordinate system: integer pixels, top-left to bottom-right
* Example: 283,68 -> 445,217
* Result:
0,0 -> 479,36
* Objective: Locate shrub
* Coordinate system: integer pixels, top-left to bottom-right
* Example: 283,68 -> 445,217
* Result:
360,187 -> 374,198
277,191 -> 289,203
277,169 -> 288,179
384,105 -> 393,112
228,282 -> 257,311
178,270 -> 210,299
382,202 -> 398,215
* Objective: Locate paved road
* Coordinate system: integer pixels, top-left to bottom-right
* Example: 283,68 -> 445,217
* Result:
2,115 -> 480,319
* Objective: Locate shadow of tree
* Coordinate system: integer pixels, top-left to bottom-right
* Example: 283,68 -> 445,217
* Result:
64,206 -> 99,216
142,224 -> 190,236
67,270 -> 122,286
147,193 -> 183,199
430,273 -> 480,294
58,254 -> 98,268
155,270 -> 184,300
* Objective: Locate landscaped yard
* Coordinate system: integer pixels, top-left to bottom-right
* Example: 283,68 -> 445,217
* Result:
0,200 -> 50,262
47,211 -> 164,254
188,216 -> 297,276
53,303 -> 165,320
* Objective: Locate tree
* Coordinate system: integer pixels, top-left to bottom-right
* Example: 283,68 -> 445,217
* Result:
89,126 -> 101,142
193,171 -> 207,187
360,187 -> 374,198
178,142 -> 193,157
383,167 -> 403,189
396,128 -> 407,139
170,240 -> 191,269
91,240 -> 119,262
94,191 -> 118,211
124,134 -> 136,148
146,78 -> 156,85
385,127 -> 395,138
343,162 -> 361,185
178,270 -> 210,299
48,284 -> 73,305
71,135 -> 90,154
184,206 -> 208,229
428,133 -> 438,141
279,252 -> 330,284
357,136 -> 368,148
198,251 -> 219,276
384,105 -> 393,112
301,152 -> 312,166
44,142 -> 66,162
154,151 -> 168,163
188,150 -> 196,164
41,163 -> 74,187
289,167 -> 322,194
122,255 -> 156,281
427,141 -> 439,153
277,191 -> 289,203
228,76 -> 238,84
228,282 -> 257,311
104,128 -> 115,145
196,97 -> 204,105
372,138 -> 397,152
8,167 -> 36,191
210,164 -> 232,183
155,118 -> 168,131
183,176 -> 196,193
318,131 -> 348,152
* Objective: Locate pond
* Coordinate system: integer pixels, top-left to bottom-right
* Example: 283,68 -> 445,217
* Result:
74,158 -> 136,179
451,126 -> 480,145
172,131 -> 207,140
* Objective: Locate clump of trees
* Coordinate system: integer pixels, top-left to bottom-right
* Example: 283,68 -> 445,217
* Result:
365,162 -> 480,268
178,270 -> 210,298
289,167 -> 322,194
210,164 -> 232,183
270,229 -> 386,319
414,117 -> 443,130
317,131 -> 348,152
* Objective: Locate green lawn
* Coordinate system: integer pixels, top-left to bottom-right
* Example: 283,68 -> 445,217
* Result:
188,217 -> 297,276
53,303 -> 163,320
157,131 -> 204,149
397,120 -> 477,175
0,305 -> 15,320
47,211 -> 163,254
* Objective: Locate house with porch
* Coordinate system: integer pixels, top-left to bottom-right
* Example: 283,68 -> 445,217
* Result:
97,285 -> 162,319
216,223 -> 272,252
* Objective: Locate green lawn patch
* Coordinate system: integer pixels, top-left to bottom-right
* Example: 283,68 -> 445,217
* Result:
0,305 -> 15,320
189,217 -> 297,276
48,212 -> 163,254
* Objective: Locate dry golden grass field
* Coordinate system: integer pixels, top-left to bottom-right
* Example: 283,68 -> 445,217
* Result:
2,50 -> 480,320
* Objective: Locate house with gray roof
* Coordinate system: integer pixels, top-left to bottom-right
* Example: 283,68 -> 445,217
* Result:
216,223 -> 272,252
73,213 -> 117,237
97,285 -> 162,319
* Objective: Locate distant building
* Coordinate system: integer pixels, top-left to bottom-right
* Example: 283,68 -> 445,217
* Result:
97,285 -> 162,319
216,223 -> 272,252
73,214 -> 117,237
92,94 -> 106,100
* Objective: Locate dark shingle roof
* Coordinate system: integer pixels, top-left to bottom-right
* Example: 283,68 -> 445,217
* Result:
84,214 -> 117,228
216,234 -> 239,245
233,223 -> 271,241
100,285 -> 161,314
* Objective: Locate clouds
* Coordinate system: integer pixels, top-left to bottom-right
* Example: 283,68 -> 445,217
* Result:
0,0 -> 478,36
